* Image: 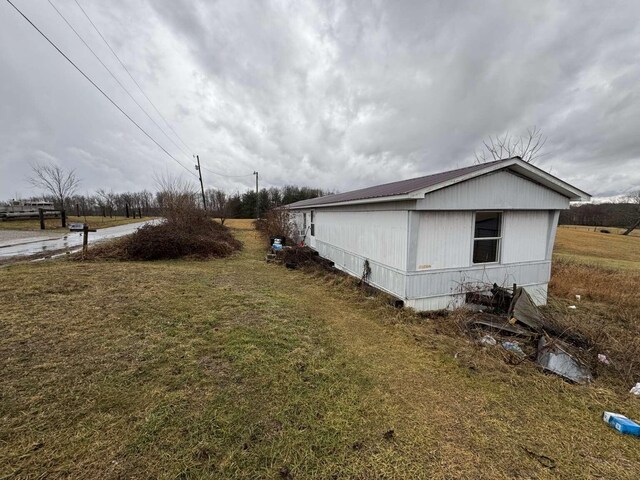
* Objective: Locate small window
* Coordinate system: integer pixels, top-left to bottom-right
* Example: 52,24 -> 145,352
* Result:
302,213 -> 307,231
473,212 -> 502,263
310,211 -> 315,236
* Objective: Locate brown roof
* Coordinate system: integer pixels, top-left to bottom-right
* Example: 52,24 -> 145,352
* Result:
287,158 -> 508,208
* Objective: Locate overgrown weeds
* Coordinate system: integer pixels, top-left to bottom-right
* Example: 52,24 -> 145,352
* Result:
255,208 -> 296,246
81,176 -> 242,260
546,258 -> 640,386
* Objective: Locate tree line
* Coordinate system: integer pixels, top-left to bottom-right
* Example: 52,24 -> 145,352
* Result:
6,163 -> 325,220
559,192 -> 640,235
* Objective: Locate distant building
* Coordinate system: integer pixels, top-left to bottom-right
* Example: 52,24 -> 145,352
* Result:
287,157 -> 590,311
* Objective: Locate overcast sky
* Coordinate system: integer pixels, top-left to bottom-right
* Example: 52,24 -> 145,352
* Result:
1,0 -> 639,200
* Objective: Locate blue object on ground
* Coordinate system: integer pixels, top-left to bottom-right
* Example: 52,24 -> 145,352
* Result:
603,411 -> 640,437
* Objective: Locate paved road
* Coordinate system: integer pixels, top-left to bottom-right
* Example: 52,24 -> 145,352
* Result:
0,220 -> 158,259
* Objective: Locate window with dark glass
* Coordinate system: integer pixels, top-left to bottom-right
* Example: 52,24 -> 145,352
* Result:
310,211 -> 315,236
473,212 -> 502,263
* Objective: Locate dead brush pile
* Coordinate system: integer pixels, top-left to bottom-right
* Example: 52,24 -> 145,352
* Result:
82,178 -> 242,260
82,214 -> 241,261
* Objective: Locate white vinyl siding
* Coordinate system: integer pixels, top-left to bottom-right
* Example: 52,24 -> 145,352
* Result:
417,170 -> 570,210
314,210 -> 408,271
415,211 -> 473,270
501,211 -> 550,263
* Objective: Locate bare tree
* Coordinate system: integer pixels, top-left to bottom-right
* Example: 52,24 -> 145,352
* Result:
475,126 -> 547,164
28,163 -> 81,210
622,189 -> 640,235
153,172 -> 197,224
207,189 -> 231,225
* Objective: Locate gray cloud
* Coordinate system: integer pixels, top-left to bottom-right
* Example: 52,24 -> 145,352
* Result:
1,0 -> 639,200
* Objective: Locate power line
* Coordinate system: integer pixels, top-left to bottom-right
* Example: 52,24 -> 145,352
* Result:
201,166 -> 255,178
73,0 -> 194,155
47,0 -> 194,163
4,0 -> 197,178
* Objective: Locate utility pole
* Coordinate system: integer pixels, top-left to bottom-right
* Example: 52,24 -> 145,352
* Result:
195,155 -> 207,210
253,171 -> 259,220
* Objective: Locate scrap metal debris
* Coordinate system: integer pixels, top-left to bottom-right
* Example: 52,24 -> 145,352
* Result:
507,288 -> 544,332
470,315 -> 537,338
536,336 -> 593,384
467,286 -> 594,384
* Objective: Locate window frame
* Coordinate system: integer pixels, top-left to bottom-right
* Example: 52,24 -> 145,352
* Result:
310,210 -> 315,236
471,211 -> 502,265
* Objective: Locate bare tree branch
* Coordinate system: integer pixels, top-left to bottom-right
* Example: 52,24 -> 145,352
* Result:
28,162 -> 80,210
475,126 -> 548,164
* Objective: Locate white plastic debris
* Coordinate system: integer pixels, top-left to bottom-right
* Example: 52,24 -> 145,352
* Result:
598,354 -> 611,365
568,305 -> 577,310
631,383 -> 640,396
575,295 -> 581,301
502,341 -> 526,357
479,335 -> 497,346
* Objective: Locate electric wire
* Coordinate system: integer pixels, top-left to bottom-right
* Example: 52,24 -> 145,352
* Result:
72,0 -> 262,182
201,166 -> 255,178
4,0 -> 197,178
47,0 -> 194,163
73,0 -> 194,155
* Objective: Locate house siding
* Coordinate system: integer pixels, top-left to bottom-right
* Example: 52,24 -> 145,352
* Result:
287,167 -> 572,311
417,170 -> 570,210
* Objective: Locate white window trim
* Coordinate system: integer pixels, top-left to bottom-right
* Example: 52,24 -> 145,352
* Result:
310,210 -> 315,237
471,211 -> 502,265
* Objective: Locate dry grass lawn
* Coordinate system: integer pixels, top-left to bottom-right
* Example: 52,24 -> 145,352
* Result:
0,215 -> 153,231
555,226 -> 640,270
1,220 -> 639,479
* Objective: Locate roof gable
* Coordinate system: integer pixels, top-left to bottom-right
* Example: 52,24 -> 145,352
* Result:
287,157 -> 591,208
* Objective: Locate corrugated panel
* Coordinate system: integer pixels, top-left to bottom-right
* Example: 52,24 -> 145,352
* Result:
405,282 -> 548,311
405,261 -> 551,298
415,211 -> 473,270
501,211 -> 549,263
417,170 -> 570,210
316,240 -> 405,298
315,210 -> 408,271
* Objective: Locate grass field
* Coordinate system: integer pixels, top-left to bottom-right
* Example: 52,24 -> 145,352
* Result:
559,224 -> 640,237
555,226 -> 640,270
1,220 -> 640,479
0,215 -> 153,231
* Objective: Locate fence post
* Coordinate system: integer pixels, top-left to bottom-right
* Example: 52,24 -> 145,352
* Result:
39,208 -> 45,230
61,210 -> 66,228
83,224 -> 89,257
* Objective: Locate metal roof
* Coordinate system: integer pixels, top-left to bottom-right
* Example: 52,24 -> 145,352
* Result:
286,157 -> 592,208
287,159 -> 506,208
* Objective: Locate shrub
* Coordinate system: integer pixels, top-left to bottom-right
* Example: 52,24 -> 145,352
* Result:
255,208 -> 296,246
82,175 -> 242,261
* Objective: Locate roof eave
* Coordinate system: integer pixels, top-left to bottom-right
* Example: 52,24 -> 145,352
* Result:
287,193 -> 414,209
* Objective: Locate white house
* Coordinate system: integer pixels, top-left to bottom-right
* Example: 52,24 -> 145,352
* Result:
286,157 -> 590,311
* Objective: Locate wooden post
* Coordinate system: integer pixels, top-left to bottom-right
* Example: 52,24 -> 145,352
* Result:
76,203 -> 80,216
39,208 -> 45,230
125,203 -> 130,218
61,210 -> 66,228
83,224 -> 89,257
